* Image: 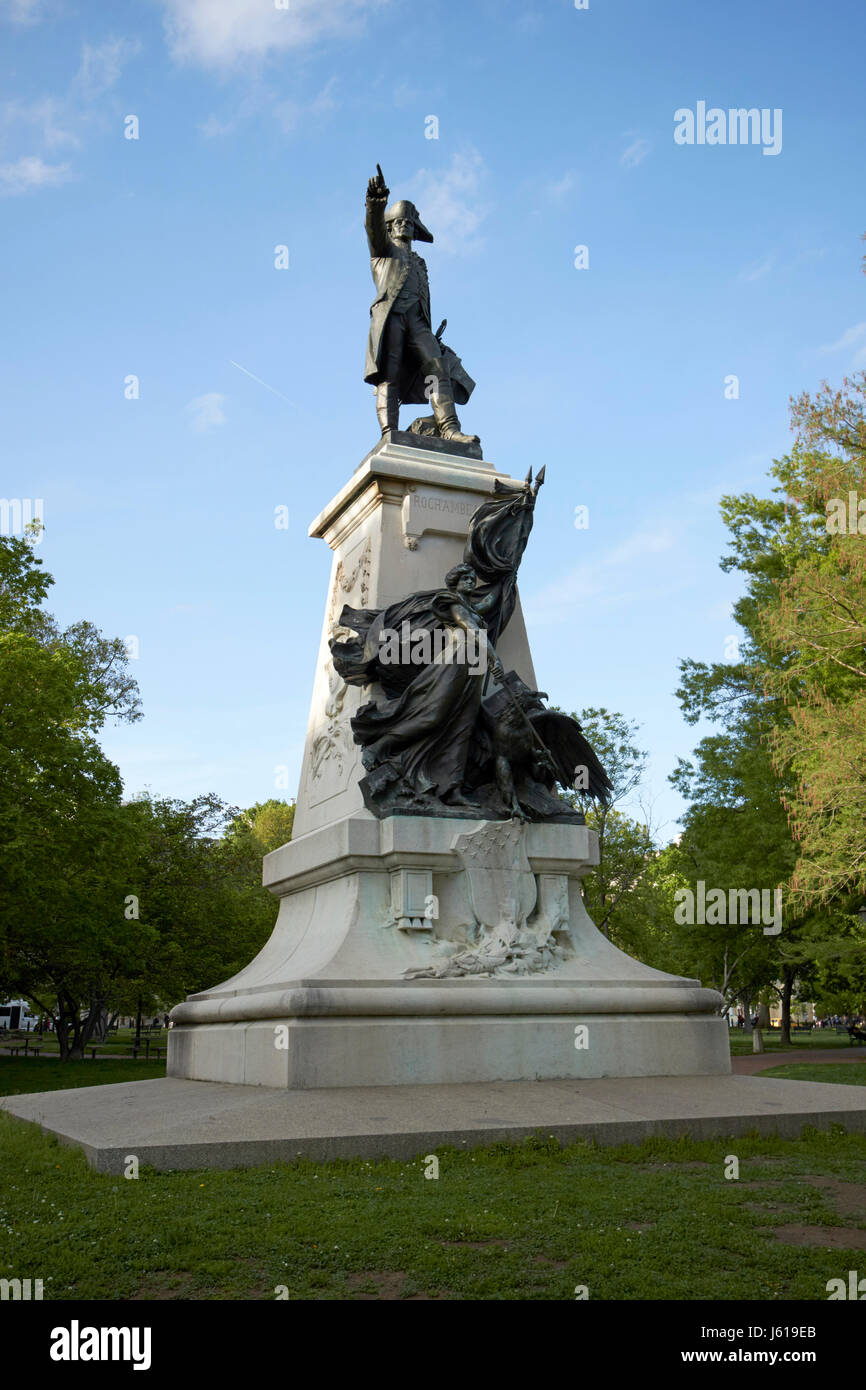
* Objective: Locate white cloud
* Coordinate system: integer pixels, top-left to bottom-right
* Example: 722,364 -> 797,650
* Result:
786,246 -> 827,270
737,254 -> 775,283
620,136 -> 650,169
525,524 -> 678,625
526,563 -> 603,617
1,0 -> 42,23
1,97 -> 80,151
200,75 -> 338,139
273,76 -> 338,134
75,37 -> 141,99
199,89 -> 265,138
545,171 -> 577,201
187,393 -> 227,432
0,38 -> 138,194
705,599 -> 736,622
160,0 -> 386,68
515,9 -> 543,33
818,321 -> 866,369
605,527 -> 676,567
0,154 -> 70,194
199,112 -> 236,140
818,322 -> 866,354
392,80 -> 419,109
403,149 -> 490,255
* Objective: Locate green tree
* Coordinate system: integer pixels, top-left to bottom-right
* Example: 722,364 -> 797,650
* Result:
0,549 -> 146,1053
561,708 -> 664,957
114,795 -> 296,1019
0,532 -> 295,1051
758,373 -> 866,910
0,532 -> 145,1055
670,444 -> 834,1040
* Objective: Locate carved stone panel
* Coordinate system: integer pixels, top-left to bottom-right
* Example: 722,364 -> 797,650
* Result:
402,486 -> 482,550
405,821 -> 568,978
307,536 -> 371,808
327,537 -> 371,635
389,868 -> 434,932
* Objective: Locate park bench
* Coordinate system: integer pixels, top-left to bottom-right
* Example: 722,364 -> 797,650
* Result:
847,1024 -> 866,1046
4,1043 -> 42,1057
88,1043 -> 166,1060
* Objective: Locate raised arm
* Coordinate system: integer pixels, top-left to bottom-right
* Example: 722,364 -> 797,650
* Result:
365,163 -> 390,258
471,588 -> 498,618
449,603 -> 504,680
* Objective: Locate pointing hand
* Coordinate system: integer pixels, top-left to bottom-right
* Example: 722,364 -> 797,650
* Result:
367,163 -> 389,201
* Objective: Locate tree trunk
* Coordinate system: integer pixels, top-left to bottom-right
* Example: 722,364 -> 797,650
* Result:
54,992 -> 80,1060
55,991 -> 108,1060
780,966 -> 795,1046
57,1016 -> 83,1060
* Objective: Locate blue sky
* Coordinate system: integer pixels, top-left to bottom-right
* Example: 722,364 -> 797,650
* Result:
2,0 -> 865,837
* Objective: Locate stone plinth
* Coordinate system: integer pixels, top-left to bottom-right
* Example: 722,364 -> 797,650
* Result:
168,813 -> 730,1088
8,1073 -> 865,1173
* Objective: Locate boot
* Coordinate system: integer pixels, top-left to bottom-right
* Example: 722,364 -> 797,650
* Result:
376,381 -> 399,438
427,358 -> 479,445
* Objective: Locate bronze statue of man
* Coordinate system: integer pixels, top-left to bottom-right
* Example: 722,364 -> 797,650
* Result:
363,164 -> 479,447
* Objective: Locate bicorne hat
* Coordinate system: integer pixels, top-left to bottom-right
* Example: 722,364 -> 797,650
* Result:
384,199 -> 433,243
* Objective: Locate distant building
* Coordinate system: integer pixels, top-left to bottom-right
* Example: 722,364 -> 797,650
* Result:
768,997 -> 815,1027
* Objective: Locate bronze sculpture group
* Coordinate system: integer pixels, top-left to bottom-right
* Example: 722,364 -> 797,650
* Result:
338,166 -> 612,821
332,470 -> 611,821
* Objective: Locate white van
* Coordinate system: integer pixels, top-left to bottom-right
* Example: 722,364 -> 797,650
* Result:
0,1000 -> 38,1031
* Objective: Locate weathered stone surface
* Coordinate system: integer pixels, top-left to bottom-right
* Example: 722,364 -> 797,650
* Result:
168,811 -> 730,1087
371,427 -> 483,461
6,1074 -> 866,1173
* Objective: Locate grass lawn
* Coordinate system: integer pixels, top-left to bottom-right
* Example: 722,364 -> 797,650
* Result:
2,1059 -> 866,1300
760,1063 -> 866,1086
727,1031 -> 855,1055
0,1027 -> 167,1059
0,1058 -> 165,1096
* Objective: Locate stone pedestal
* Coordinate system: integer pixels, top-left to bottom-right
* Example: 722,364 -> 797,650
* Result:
291,436 -> 537,840
169,813 -> 729,1087
168,438 -> 730,1088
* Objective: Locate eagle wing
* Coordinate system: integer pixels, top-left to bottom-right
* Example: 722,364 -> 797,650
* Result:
529,711 -> 613,803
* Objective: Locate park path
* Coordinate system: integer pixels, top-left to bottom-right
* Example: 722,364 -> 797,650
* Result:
732,1047 -> 866,1075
